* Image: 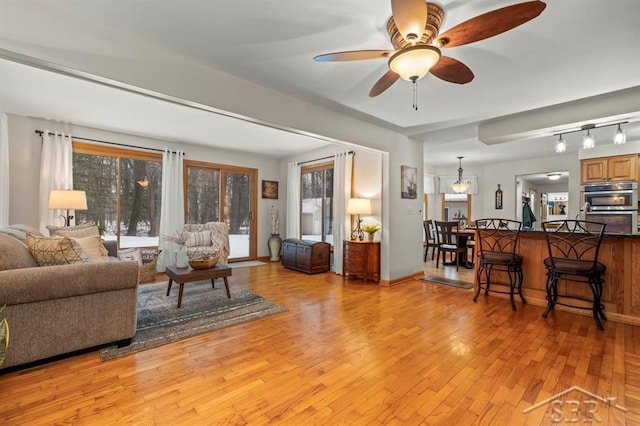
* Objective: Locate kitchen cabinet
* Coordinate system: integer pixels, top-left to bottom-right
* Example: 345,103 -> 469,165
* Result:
343,240 -> 380,283
581,154 -> 638,183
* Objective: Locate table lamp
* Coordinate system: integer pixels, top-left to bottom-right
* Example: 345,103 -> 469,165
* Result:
48,189 -> 88,226
347,198 -> 371,241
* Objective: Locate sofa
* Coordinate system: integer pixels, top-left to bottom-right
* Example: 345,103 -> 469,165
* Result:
0,225 -> 139,369
183,222 -> 231,264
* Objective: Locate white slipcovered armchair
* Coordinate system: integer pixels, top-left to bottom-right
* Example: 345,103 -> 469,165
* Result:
183,222 -> 230,264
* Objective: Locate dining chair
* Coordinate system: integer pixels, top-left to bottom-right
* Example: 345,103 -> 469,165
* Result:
473,218 -> 524,310
541,220 -> 607,330
434,221 -> 467,271
423,220 -> 438,262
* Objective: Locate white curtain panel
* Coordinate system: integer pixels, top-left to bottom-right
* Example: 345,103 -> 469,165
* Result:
424,173 -> 436,195
438,175 -> 479,195
39,130 -> 73,233
285,162 -> 301,239
156,149 -> 185,272
332,151 -> 353,275
0,113 -> 9,227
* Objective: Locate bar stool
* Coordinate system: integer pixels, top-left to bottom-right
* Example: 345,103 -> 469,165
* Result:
473,218 -> 525,310
541,220 -> 607,330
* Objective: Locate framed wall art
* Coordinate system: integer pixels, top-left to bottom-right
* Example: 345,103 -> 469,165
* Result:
262,180 -> 279,199
400,165 -> 417,199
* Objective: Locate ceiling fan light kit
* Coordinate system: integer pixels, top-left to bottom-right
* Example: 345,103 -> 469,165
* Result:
314,0 -> 547,103
388,45 -> 441,81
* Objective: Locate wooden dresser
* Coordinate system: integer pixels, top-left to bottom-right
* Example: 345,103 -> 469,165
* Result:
343,240 -> 380,283
281,239 -> 331,274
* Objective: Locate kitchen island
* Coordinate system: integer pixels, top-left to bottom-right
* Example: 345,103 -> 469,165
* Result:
474,230 -> 640,325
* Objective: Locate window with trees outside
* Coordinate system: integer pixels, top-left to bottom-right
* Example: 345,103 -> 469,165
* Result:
301,162 -> 334,244
185,161 -> 257,260
72,142 -> 162,248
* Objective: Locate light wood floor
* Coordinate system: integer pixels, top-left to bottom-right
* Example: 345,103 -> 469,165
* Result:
1,258 -> 639,424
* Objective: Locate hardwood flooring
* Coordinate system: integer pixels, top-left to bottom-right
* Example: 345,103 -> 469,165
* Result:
1,259 -> 639,424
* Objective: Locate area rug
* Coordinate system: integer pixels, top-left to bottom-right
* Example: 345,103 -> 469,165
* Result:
421,276 -> 474,289
100,280 -> 286,360
229,260 -> 268,268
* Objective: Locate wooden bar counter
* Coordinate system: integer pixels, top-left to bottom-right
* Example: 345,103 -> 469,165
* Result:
474,230 -> 640,325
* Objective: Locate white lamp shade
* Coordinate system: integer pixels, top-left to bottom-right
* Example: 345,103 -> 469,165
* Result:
389,45 -> 441,81
347,198 -> 371,215
48,189 -> 88,210
450,182 -> 471,194
614,126 -> 626,144
582,131 -> 595,149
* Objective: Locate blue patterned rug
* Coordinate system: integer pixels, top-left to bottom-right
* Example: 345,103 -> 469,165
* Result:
100,280 -> 286,360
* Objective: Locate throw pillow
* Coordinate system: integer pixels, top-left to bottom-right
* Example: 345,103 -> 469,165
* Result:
117,248 -> 142,264
26,233 -> 85,266
47,222 -> 99,238
185,230 -> 212,247
48,224 -> 108,257
70,235 -> 109,263
0,233 -> 39,271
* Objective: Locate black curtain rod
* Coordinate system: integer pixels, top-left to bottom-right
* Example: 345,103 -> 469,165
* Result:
297,150 -> 354,166
34,130 -> 185,155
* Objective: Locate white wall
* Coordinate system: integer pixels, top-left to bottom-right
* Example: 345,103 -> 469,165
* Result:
0,3 -> 428,281
6,113 -> 282,258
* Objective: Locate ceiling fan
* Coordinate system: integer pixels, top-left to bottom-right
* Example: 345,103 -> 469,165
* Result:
314,0 -> 546,99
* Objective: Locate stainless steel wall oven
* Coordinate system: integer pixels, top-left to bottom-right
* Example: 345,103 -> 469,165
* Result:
581,181 -> 638,235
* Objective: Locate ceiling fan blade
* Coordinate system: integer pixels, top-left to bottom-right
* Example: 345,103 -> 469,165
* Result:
436,1 -> 546,48
391,0 -> 427,42
430,56 -> 474,84
314,50 -> 393,62
369,70 -> 400,97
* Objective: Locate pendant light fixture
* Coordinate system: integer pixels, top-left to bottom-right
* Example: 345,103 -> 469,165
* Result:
555,134 -> 566,153
614,124 -> 626,144
450,156 -> 471,194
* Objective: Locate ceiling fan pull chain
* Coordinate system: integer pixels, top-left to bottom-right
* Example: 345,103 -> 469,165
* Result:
412,79 -> 418,111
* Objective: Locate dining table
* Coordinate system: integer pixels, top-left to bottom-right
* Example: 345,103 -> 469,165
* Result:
448,227 -> 476,269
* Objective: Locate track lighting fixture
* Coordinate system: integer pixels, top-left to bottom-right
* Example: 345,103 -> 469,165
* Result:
582,128 -> 595,149
614,124 -> 626,144
552,121 -> 629,152
555,134 -> 566,153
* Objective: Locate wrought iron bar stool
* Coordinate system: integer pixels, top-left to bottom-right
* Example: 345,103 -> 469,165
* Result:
473,218 -> 525,310
541,220 -> 607,330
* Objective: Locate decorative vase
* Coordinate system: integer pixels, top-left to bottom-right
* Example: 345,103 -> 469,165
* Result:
268,234 -> 282,262
176,246 -> 189,268
367,233 -> 374,242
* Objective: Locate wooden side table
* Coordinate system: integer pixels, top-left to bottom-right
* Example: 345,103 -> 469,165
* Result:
343,240 -> 380,283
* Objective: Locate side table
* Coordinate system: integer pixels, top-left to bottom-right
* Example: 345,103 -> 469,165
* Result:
343,240 -> 380,283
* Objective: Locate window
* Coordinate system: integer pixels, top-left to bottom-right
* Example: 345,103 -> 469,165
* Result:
301,162 -> 333,244
185,161 -> 257,260
72,142 -> 162,248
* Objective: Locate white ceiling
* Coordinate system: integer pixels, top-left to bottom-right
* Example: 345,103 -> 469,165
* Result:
1,0 -> 640,165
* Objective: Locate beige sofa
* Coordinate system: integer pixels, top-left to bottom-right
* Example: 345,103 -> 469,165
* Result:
0,226 -> 139,369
